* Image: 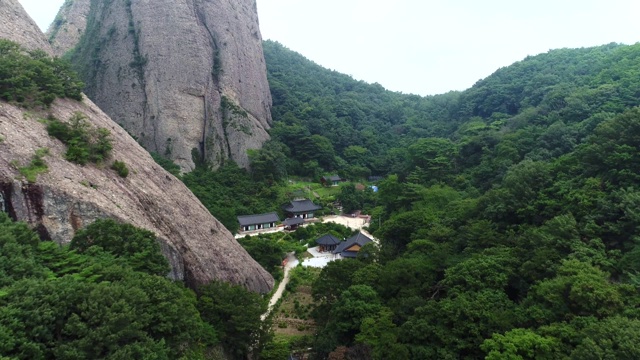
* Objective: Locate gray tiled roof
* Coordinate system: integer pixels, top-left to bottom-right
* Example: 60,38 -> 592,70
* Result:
237,212 -> 280,226
316,234 -> 341,246
334,232 -> 373,255
283,199 -> 321,213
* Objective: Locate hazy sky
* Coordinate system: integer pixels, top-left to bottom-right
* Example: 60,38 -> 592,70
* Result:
19,0 -> 640,96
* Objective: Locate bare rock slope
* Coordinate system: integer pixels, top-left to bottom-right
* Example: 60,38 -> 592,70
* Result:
46,0 -> 91,57
0,0 -> 53,54
51,0 -> 273,171
0,97 -> 274,293
0,0 -> 274,293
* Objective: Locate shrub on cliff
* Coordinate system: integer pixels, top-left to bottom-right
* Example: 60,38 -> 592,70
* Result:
0,39 -> 83,107
111,160 -> 129,178
46,112 -> 113,165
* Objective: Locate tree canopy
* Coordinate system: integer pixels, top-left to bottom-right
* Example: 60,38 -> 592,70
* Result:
264,41 -> 640,358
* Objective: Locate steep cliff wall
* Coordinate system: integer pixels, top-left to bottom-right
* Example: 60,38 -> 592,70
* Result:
46,0 -> 90,57
52,0 -> 272,171
0,96 -> 274,293
0,0 -> 53,54
0,0 -> 274,293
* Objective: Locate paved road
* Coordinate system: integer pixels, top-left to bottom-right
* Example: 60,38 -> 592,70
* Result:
262,252 -> 298,320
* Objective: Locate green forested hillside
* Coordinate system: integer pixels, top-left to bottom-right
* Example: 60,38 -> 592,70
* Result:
0,215 -> 270,360
258,41 -> 640,359
260,41 -> 640,186
261,40 -> 461,179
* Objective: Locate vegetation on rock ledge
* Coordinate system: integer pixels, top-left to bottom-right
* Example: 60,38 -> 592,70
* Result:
0,39 -> 83,108
46,112 -> 113,165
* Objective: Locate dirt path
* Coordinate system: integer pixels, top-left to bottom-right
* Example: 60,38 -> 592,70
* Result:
262,252 -> 298,320
261,215 -> 376,320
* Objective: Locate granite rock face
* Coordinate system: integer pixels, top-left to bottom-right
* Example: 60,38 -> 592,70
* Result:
51,0 -> 273,171
46,0 -> 91,57
0,0 -> 274,293
0,97 -> 274,293
0,0 -> 53,54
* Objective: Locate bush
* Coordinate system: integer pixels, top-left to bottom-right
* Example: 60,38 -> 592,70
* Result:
197,281 -> 269,359
46,112 -> 113,165
70,219 -> 170,276
18,148 -> 49,183
151,152 -> 181,177
0,39 -> 83,107
111,160 -> 129,178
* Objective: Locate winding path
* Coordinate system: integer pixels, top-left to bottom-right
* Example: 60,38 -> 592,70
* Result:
262,252 -> 298,320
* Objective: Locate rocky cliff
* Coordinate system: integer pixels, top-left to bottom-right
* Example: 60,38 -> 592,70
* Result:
0,0 -> 274,293
46,0 -> 90,57
50,0 -> 273,171
0,0 -> 53,54
0,96 -> 274,293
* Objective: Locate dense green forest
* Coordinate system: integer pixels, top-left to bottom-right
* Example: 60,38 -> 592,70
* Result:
250,41 -> 640,359
0,214 -> 273,360
258,40 -> 640,184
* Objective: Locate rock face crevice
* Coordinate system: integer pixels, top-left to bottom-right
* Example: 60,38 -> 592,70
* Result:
51,0 -> 272,171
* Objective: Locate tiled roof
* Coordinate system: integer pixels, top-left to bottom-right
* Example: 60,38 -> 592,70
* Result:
283,199 -> 321,213
237,212 -> 280,226
316,234 -> 341,246
333,232 -> 373,256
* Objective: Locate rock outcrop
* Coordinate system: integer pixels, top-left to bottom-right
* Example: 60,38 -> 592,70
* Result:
0,0 -> 53,54
0,0 -> 274,293
51,0 -> 273,171
46,0 -> 91,57
0,96 -> 274,293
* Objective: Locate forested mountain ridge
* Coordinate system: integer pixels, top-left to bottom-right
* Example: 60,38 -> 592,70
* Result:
260,41 -> 640,184
256,41 -> 640,358
459,43 -> 640,119
261,40 -> 461,178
